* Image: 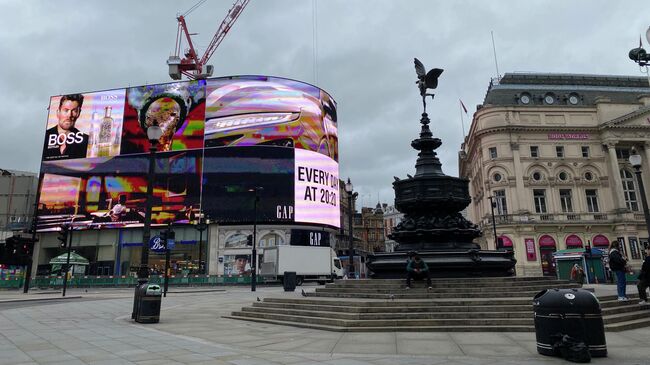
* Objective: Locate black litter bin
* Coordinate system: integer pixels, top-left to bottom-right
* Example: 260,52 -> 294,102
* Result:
283,271 -> 296,292
533,288 -> 606,357
135,283 -> 162,323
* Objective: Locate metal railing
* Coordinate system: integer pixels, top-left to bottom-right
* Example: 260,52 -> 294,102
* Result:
0,275 -> 268,290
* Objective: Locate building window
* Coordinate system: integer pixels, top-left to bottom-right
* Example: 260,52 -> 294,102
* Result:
530,146 -> 539,158
533,189 -> 547,213
558,171 -> 569,181
556,146 -> 564,158
489,147 -> 497,159
494,189 -> 508,215
559,189 -> 573,213
621,169 -> 639,211
584,171 -> 594,181
586,189 -> 600,212
532,171 -> 543,181
629,237 -> 641,260
615,148 -> 631,160
581,146 -> 590,158
493,173 -> 502,182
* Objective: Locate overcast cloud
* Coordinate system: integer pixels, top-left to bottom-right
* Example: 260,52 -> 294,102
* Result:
1,0 -> 648,208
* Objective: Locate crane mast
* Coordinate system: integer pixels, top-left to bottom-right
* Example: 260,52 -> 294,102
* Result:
167,0 -> 250,80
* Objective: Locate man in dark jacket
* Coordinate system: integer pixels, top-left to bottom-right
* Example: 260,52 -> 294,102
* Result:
638,246 -> 650,306
609,241 -> 628,301
406,255 -> 432,290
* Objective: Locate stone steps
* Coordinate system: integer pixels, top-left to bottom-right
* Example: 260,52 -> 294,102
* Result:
327,278 -> 565,289
253,301 -> 533,313
221,314 -> 535,332
230,310 -> 535,327
316,284 -> 581,294
306,290 -> 552,299
227,277 -> 650,332
242,306 -> 534,320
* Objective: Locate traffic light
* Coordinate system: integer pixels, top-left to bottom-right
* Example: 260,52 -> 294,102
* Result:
57,226 -> 69,248
21,242 -> 31,258
167,231 -> 175,248
246,234 -> 253,246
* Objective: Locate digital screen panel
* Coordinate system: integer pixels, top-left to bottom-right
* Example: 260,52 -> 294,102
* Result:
36,150 -> 202,232
294,149 -> 339,227
37,76 -> 340,231
201,146 -> 294,223
43,90 -> 126,161
120,80 -> 206,155
205,76 -> 338,162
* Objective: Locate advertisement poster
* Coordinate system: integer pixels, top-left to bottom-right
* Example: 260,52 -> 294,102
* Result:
223,254 -> 251,276
43,90 -> 126,161
525,238 -> 537,261
294,149 -> 339,227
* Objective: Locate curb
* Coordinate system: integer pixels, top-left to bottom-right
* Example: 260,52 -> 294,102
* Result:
0,296 -> 83,304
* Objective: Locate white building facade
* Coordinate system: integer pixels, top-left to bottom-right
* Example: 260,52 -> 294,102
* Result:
460,73 -> 650,276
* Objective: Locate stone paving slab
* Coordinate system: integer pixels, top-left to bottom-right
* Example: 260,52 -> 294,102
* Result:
0,284 -> 648,364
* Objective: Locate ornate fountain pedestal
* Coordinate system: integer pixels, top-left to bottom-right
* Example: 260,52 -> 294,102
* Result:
366,93 -> 516,277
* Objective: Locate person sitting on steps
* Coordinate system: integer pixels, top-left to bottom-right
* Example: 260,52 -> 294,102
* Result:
406,255 -> 432,290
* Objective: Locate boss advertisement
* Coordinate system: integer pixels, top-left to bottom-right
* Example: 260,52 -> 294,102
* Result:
37,76 -> 339,231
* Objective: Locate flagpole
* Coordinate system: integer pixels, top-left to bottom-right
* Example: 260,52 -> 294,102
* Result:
459,101 -> 466,137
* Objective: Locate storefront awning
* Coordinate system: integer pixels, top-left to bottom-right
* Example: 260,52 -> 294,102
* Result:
49,252 -> 90,266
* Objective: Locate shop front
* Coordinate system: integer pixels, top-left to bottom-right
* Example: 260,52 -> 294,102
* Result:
538,235 -> 557,276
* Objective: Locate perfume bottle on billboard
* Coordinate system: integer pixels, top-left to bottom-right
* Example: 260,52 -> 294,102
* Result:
97,106 -> 114,157
88,110 -> 100,157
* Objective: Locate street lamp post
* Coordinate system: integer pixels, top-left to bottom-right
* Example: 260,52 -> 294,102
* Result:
344,178 -> 358,279
629,148 -> 650,240
196,213 -> 208,274
249,187 -> 263,291
132,124 -> 162,319
628,26 -> 650,85
487,195 -> 499,249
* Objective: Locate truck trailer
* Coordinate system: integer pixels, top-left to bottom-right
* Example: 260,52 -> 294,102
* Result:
260,246 -> 344,285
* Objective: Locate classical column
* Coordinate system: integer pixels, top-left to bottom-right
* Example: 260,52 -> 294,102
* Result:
510,143 -> 527,213
605,141 -> 627,211
643,142 -> 650,205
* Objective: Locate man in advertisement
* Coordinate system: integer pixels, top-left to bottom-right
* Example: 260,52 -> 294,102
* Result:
43,94 -> 89,160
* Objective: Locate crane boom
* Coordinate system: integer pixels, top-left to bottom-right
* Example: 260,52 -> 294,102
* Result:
200,0 -> 250,66
168,0 -> 250,80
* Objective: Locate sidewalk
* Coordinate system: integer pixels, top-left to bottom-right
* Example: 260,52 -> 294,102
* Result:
0,284 -> 648,364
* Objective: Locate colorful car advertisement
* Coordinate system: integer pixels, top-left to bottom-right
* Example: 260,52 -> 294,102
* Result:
37,76 -> 339,231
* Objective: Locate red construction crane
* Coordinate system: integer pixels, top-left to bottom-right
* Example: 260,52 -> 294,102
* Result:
167,0 -> 251,80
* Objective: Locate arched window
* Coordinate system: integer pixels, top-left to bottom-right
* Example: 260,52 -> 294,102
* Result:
620,169 -> 639,211
259,233 -> 284,248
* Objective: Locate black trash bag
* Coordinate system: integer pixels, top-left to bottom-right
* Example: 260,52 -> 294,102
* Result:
550,333 -> 592,363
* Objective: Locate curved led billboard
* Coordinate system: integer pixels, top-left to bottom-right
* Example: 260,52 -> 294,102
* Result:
37,76 -> 339,231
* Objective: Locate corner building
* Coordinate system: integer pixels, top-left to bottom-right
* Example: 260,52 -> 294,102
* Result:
460,73 -> 650,276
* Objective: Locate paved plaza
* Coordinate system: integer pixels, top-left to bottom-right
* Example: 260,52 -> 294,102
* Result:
0,284 -> 648,365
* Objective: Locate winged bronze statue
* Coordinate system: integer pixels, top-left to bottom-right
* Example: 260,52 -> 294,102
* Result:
414,58 -> 443,112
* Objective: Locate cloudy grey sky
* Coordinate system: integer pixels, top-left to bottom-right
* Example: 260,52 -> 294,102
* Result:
1,0 -> 648,208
